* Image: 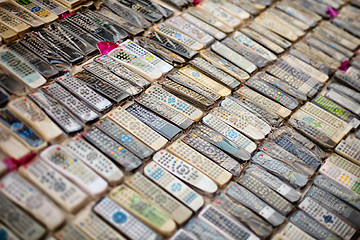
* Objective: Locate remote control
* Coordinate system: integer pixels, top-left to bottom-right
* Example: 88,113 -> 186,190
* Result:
0,69 -> 28,96
74,71 -> 129,104
75,210 -> 126,240
304,37 -> 347,63
170,229 -> 197,240
126,173 -> 192,225
197,2 -> 241,28
57,74 -> 112,113
135,95 -> 194,130
147,32 -> 197,60
240,27 -> 284,54
261,141 -> 316,177
210,0 -> 250,20
133,0 -> 173,18
32,0 -> 66,16
0,223 -> 19,240
154,23 -> 204,51
232,31 -> 277,61
42,83 -> 99,123
40,145 -> 108,196
263,10 -> 306,37
246,164 -> 301,203
93,197 -> 161,240
211,41 -> 257,74
221,97 -> 272,136
299,197 -> 356,240
320,161 -> 360,196
107,46 -> 163,81
290,210 -> 339,240
184,217 -> 227,240
0,50 -> 46,89
314,175 -> 360,211
46,23 -> 97,57
0,192 -> 45,240
226,182 -> 285,227
312,32 -> 352,58
189,57 -> 240,90
96,117 -> 154,160
201,115 -> 256,155
267,8 -> 310,31
213,193 -> 273,238
96,7 -> 144,36
95,55 -> 150,89
0,2 -> 44,28
238,174 -> 293,216
135,36 -> 186,67
35,29 -> 84,64
336,138 -> 360,165
159,78 -> 215,108
199,50 -> 250,82
0,172 -> 65,230
245,77 -> 299,110
62,134 -> 124,185
55,224 -> 91,240
209,107 -> 265,140
222,37 -> 270,69
252,152 -> 308,188
325,89 -> 360,115
181,12 -> 226,41
248,21 -> 292,49
253,72 -> 307,101
187,8 -> 233,33
144,161 -> 204,211
0,20 -> 17,43
80,10 -> 129,43
289,48 -> 330,75
103,0 -> 151,29
115,0 -> 163,23
0,109 -> 46,152
236,86 -> 292,119
231,94 -> 282,127
198,205 -> 259,240
119,39 -> 173,73
153,150 -> 218,194
20,34 -> 70,72
83,62 -> 142,96
66,13 -> 117,42
108,106 -> 168,151
0,124 -> 31,159
166,16 -> 214,46
8,97 -> 63,142
312,95 -> 360,129
7,42 -> 58,79
328,83 -> 360,103
326,153 -> 360,178
19,159 -> 87,213
110,185 -> 177,236
141,86 -> 204,121
167,71 -> 221,102
276,222 -> 316,240
29,91 -> 82,134
167,140 -> 232,187
301,102 -> 351,134
321,21 -> 360,47
182,133 -> 243,177
274,126 -> 326,159
82,127 -> 142,171
306,186 -> 360,229
254,13 -> 297,41
12,0 -> 58,23
272,134 -> 322,170
282,54 -> 329,83
179,65 -> 231,97
126,102 -> 181,140
290,110 -> 341,146
0,86 -> 9,108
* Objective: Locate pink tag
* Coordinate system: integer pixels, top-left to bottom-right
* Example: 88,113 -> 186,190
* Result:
18,153 -> 37,165
327,7 -> 338,19
2,158 -> 18,172
339,61 -> 351,71
97,41 -> 119,55
193,0 -> 203,5
61,12 -> 75,19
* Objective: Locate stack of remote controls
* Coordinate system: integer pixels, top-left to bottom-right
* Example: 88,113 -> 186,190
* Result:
0,0 -> 360,239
